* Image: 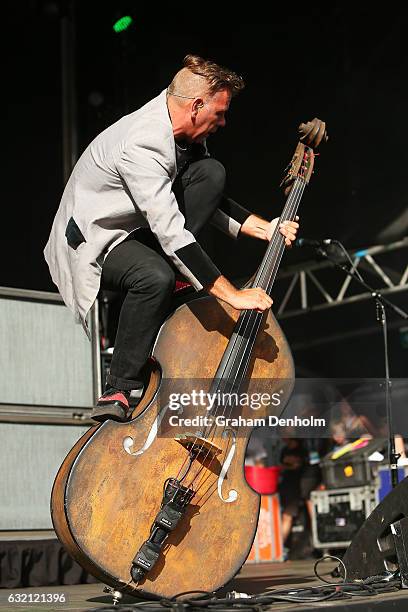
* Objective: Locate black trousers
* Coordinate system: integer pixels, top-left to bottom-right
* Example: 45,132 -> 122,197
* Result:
101,158 -> 226,391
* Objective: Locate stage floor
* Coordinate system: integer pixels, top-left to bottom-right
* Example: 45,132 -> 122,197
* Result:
1,559 -> 408,611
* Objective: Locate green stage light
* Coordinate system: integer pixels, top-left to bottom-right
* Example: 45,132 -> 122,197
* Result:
113,16 -> 133,33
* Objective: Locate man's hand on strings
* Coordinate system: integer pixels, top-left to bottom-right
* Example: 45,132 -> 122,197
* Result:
267,216 -> 299,245
207,276 -> 273,312
240,214 -> 299,246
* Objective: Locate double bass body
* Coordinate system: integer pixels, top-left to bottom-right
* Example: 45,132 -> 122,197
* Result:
51,295 -> 294,598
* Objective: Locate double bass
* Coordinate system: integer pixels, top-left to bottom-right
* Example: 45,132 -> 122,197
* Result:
51,119 -> 327,599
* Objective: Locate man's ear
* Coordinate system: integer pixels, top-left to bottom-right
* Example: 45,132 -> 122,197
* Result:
191,98 -> 204,118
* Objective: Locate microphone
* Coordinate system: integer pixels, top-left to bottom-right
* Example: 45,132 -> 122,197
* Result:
294,237 -> 334,248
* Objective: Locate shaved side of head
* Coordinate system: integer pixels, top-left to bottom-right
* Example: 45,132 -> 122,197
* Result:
168,67 -> 210,104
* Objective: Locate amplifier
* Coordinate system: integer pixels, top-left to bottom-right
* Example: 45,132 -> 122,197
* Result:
0,422 -> 89,530
311,485 -> 378,549
0,287 -> 99,532
0,286 -> 100,407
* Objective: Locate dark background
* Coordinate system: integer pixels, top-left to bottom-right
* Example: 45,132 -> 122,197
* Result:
3,2 -> 408,378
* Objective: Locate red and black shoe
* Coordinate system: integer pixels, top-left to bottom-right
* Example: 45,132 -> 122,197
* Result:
91,388 -> 132,423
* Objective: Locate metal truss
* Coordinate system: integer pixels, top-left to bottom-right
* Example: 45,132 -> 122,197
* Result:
276,237 -> 408,319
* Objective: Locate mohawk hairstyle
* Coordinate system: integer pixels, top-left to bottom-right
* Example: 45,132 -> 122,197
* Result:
182,54 -> 245,97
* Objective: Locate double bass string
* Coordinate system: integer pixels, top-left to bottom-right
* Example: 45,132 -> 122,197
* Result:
213,183 -> 306,421
229,171 -> 308,378
207,177 -> 304,418
195,177 -> 303,437
188,178 -> 304,493
194,177 -> 304,445
205,179 -> 305,424
189,182 -> 304,495
188,178 -> 305,491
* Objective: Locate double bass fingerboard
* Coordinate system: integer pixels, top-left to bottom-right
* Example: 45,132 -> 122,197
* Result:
209,173 -> 308,401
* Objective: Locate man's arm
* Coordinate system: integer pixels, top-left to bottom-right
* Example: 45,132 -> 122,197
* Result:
211,196 -> 299,245
211,196 -> 251,239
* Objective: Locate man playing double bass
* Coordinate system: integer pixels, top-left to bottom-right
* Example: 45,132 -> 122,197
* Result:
44,54 -> 299,422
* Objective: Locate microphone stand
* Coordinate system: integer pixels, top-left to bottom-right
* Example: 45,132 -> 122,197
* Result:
317,243 -> 408,489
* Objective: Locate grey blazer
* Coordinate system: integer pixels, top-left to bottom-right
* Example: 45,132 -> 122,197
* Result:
44,89 -> 248,335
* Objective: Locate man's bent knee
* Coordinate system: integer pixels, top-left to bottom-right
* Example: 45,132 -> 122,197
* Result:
135,260 -> 176,296
189,158 -> 226,193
